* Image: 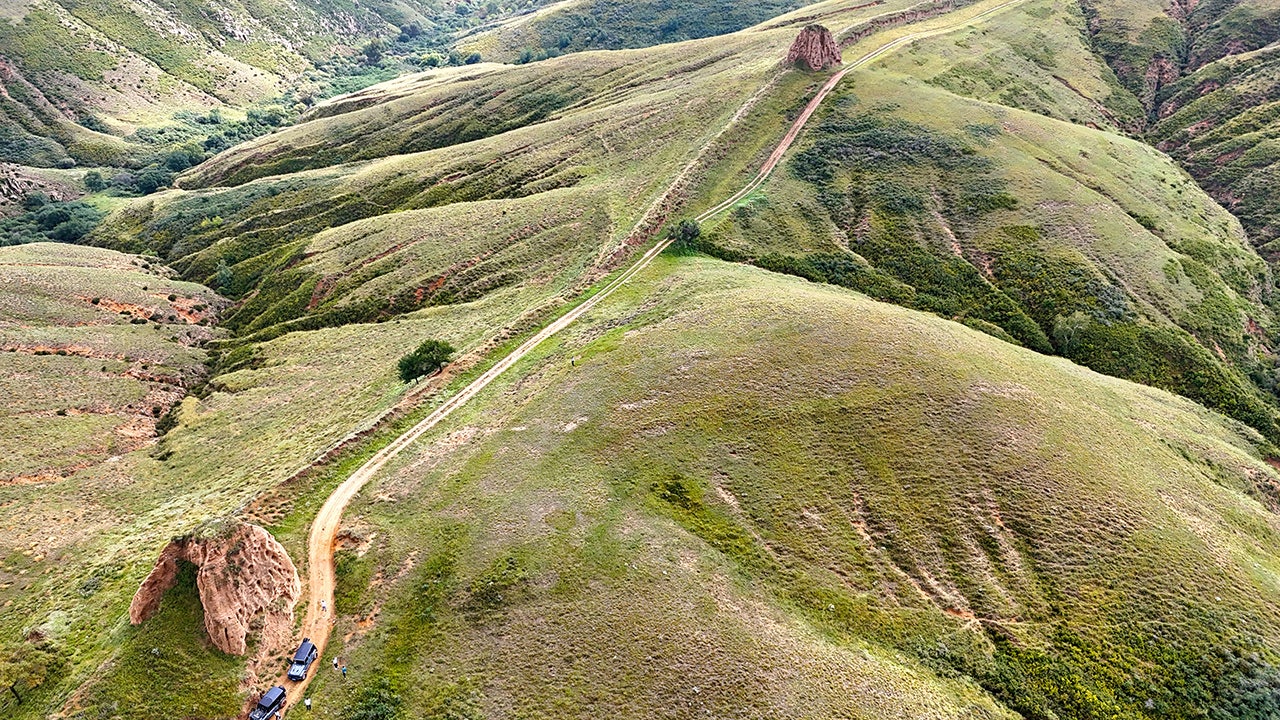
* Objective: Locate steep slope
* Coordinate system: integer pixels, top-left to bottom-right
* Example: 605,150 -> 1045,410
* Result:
1148,46 -> 1280,256
693,0 -> 1280,445
457,0 -> 816,63
86,0 -> 922,340
302,255 -> 1280,720
1071,0 -> 1280,254
1080,0 -> 1280,118
0,0 -> 491,167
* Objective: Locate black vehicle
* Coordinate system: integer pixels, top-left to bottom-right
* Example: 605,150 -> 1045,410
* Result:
248,685 -> 286,720
287,638 -> 318,681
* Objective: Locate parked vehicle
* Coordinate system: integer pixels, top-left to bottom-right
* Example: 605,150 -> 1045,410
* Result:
288,638 -> 319,681
249,686 -> 286,720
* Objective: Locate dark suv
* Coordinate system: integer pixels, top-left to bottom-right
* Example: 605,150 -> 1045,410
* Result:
248,685 -> 286,720
287,638 -> 318,681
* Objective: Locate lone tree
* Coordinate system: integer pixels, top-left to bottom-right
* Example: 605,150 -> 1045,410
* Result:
668,218 -> 702,252
398,339 -> 455,383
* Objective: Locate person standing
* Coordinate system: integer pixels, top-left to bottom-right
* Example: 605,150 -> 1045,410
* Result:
341,665 -> 348,679
333,656 -> 339,671
304,698 -> 312,711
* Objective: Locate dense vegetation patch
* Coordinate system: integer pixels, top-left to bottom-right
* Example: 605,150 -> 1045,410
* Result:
0,197 -> 104,246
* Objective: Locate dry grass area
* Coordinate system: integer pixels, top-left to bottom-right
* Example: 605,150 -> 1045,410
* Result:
0,243 -> 217,484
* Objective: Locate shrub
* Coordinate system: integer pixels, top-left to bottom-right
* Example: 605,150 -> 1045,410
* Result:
362,38 -> 386,65
0,200 -> 104,246
344,677 -> 402,720
667,218 -> 702,251
214,260 -> 234,293
398,340 -> 455,383
84,170 -> 105,192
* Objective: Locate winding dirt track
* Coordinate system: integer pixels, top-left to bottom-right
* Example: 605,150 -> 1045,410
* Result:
275,0 -> 1026,710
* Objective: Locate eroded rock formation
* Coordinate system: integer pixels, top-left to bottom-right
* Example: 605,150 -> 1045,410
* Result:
129,521 -> 300,655
0,163 -> 72,215
787,25 -> 842,71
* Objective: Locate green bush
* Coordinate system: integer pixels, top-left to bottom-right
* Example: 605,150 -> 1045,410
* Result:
0,200 -> 104,246
666,218 -> 703,252
343,677 -> 402,720
398,340 -> 456,383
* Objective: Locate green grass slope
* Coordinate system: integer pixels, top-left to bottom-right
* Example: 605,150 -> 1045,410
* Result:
457,0 -> 817,63
0,0 -> 503,168
306,255 -> 1280,719
690,0 -> 1280,447
2,8 -> 906,716
87,0 -> 914,340
12,0 -> 1280,715
0,243 -> 545,718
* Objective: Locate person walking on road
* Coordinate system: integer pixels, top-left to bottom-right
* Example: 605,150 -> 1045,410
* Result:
320,599 -> 327,613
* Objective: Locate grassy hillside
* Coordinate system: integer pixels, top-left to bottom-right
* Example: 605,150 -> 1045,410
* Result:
0,0 -> 521,170
457,0 -> 816,63
9,0 -> 1280,715
302,255 -> 1280,719
86,0 -> 916,341
3,7 -> 900,716
685,0 -> 1280,446
0,243 -> 218,483
0,239 -> 580,718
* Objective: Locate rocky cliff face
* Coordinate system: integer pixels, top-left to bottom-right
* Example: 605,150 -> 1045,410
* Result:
787,25 -> 842,71
129,522 -> 300,656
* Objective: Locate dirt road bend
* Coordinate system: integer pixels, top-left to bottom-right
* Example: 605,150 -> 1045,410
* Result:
274,0 -> 1027,710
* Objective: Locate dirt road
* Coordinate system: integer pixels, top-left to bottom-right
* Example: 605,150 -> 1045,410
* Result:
274,0 -> 1026,709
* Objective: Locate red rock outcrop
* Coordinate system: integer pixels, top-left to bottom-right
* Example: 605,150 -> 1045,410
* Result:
787,25 -> 842,71
129,522 -> 300,655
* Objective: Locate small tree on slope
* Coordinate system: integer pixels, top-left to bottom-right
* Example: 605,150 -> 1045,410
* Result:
398,339 -> 456,383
